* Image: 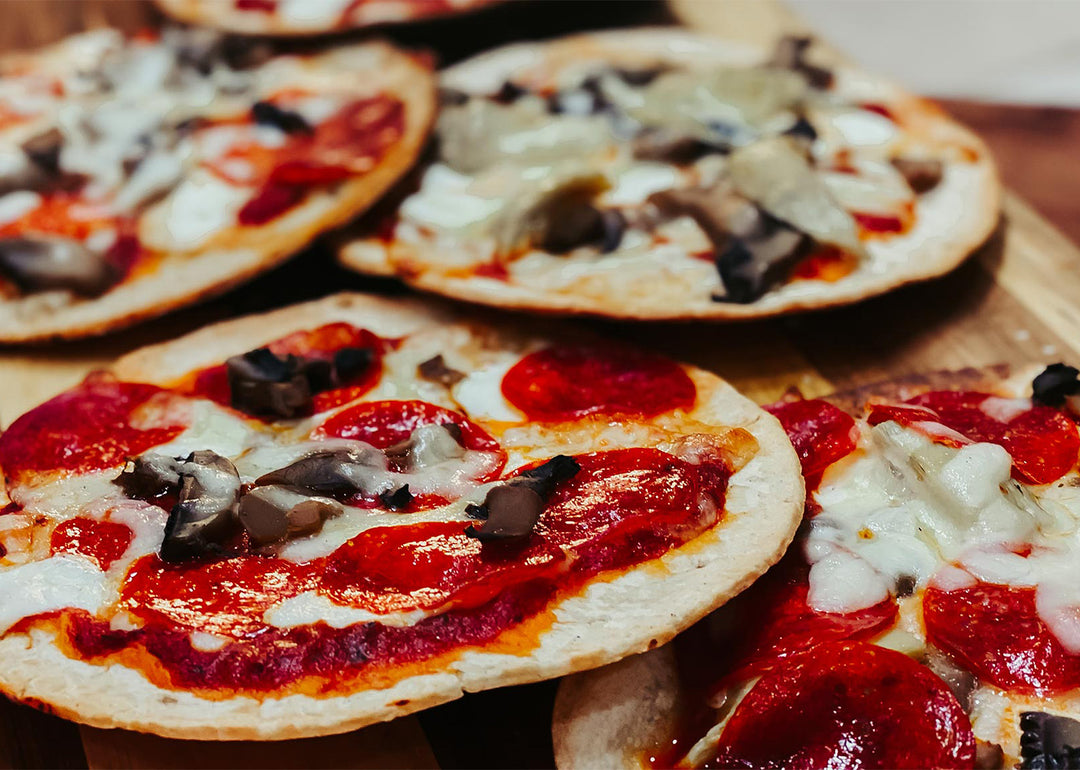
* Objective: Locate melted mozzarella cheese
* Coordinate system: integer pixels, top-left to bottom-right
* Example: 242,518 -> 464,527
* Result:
264,592 -> 426,629
139,169 -> 252,251
601,162 -> 681,206
0,191 -> 41,226
151,400 -> 267,465
805,422 -> 1038,614
400,164 -> 503,231
0,556 -> 107,633
277,0 -> 352,25
452,359 -> 526,423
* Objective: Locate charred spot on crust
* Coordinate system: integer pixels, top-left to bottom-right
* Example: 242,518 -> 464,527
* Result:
1019,712 -> 1080,769
379,484 -> 414,511
252,100 -> 312,135
465,455 -> 580,541
1032,364 -> 1080,407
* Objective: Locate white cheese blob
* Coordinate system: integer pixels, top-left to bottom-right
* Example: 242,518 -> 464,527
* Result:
140,169 -> 251,251
0,190 -> 41,226
0,556 -> 108,634
452,359 -> 526,423
401,164 -> 503,232
277,0 -> 352,25
264,591 -> 426,629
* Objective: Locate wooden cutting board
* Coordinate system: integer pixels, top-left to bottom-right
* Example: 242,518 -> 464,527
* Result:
2,1 -> 1079,767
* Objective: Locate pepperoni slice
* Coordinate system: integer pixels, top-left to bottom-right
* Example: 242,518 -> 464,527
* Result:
924,578 -> 1080,694
764,398 -> 858,486
0,378 -> 188,483
706,641 -> 976,770
679,552 -> 897,691
317,399 -> 502,454
119,447 -> 726,640
50,518 -> 134,571
501,345 -> 696,422
185,323 -> 385,416
867,390 -> 1080,484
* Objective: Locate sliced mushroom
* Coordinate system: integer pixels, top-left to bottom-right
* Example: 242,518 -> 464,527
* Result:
494,172 -> 615,254
891,157 -> 943,195
650,184 -> 808,303
114,454 -> 183,499
465,455 -> 580,541
251,101 -> 312,135
225,345 -> 374,419
769,35 -> 833,89
0,236 -> 120,296
632,128 -> 729,164
1032,363 -> 1080,408
729,136 -> 863,256
417,355 -> 466,388
924,648 -> 976,711
21,128 -> 63,175
384,423 -> 466,472
238,485 -> 340,546
379,484 -> 414,511
226,349 -> 314,419
1019,712 -> 1080,769
159,451 -> 242,563
255,445 -> 388,499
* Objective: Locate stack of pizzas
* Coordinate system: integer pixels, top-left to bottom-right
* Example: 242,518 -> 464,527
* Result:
3,3 -> 1076,769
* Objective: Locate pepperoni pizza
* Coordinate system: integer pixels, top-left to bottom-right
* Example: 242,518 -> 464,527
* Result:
0,28 -> 433,342
0,293 -> 802,739
554,365 -> 1080,769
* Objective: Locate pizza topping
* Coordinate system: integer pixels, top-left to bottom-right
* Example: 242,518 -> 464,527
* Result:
20,128 -> 65,177
465,455 -> 581,541
891,156 -> 943,194
0,236 -> 120,296
383,423 -> 464,472
764,397 -> 858,481
0,378 -> 188,483
501,344 -> 696,421
1019,712 -> 1080,769
867,390 -> 1080,484
237,486 -> 340,546
115,454 -> 185,501
159,450 -> 242,563
705,641 -> 974,769
378,484 -> 413,511
1032,363 -> 1080,408
50,517 -> 134,571
225,344 -> 374,419
255,445 -> 387,500
768,36 -> 834,89
251,100 -> 312,136
924,578 -> 1080,694
417,355 -> 466,388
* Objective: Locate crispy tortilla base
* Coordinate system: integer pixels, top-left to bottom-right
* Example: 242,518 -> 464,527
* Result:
552,364 -> 1054,769
0,42 -> 435,343
0,293 -> 803,739
339,28 -> 1001,321
154,0 -> 499,36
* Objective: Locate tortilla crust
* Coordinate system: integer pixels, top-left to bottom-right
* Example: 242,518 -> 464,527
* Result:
552,364 -> 1057,769
154,0 -> 499,36
0,292 -> 803,739
0,41 -> 435,343
339,27 -> 1001,321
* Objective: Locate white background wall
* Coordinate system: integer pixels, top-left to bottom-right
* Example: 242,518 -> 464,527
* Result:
791,0 -> 1080,106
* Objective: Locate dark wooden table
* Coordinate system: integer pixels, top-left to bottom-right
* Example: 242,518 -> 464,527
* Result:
1,2 -> 1078,768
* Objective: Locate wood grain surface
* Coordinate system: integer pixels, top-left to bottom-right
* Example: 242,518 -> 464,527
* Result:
0,1 -> 1078,768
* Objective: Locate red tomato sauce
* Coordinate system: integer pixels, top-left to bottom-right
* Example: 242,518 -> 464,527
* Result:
867,390 -> 1080,484
853,211 -> 907,235
0,377 -> 187,483
924,578 -> 1080,695
789,247 -> 857,283
703,641 -> 975,770
502,345 -> 697,422
183,323 -> 386,417
50,517 -> 134,571
66,447 -> 730,691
